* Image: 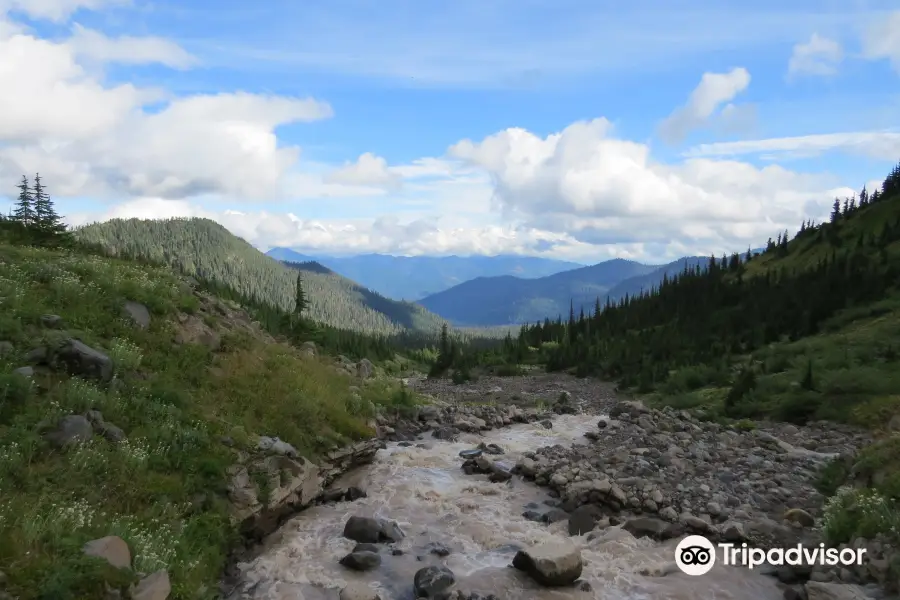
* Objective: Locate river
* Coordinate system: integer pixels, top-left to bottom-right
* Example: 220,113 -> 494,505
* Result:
230,413 -> 788,600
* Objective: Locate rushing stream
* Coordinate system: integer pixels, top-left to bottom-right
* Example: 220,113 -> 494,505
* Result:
232,414 -> 788,600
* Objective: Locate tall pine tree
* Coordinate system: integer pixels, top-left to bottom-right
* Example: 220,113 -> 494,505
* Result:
13,175 -> 33,226
31,173 -> 66,238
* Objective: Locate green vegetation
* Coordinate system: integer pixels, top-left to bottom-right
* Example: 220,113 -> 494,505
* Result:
0,184 -> 421,598
74,217 -> 448,336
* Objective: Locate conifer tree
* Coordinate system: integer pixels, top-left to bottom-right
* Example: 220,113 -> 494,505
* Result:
294,271 -> 308,316
31,173 -> 66,238
13,175 -> 33,226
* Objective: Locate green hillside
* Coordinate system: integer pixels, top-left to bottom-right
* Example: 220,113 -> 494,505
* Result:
0,238 -> 415,599
74,218 -> 447,336
508,165 -> 900,425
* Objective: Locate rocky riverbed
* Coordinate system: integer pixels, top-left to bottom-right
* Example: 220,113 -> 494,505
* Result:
224,374 -> 892,600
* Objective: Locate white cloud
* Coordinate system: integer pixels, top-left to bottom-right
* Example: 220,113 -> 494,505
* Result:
787,33 -> 842,78
0,0 -> 128,22
325,153 -> 402,190
0,17 -> 334,200
449,119 -> 853,252
658,68 -> 751,143
68,24 -> 198,68
861,10 -> 900,72
684,131 -> 900,161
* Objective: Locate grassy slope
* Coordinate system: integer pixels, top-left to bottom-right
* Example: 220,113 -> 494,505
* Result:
0,243 -> 412,599
638,192 -> 900,546
75,218 -> 447,336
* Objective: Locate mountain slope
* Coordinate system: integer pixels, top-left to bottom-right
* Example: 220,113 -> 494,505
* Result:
510,165 -> 900,426
265,248 -> 583,300
0,240 -> 415,598
602,256 -> 708,299
417,258 -> 660,326
74,218 -> 447,336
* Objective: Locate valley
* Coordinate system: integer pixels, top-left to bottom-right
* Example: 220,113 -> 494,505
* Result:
0,164 -> 899,600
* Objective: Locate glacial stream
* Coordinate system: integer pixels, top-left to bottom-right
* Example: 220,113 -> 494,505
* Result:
231,414 -> 787,600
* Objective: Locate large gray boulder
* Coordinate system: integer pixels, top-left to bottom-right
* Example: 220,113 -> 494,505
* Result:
56,339 -> 113,382
512,541 -> 583,586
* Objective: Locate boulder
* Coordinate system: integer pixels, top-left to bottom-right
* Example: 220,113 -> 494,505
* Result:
44,415 -> 93,448
413,565 -> 455,598
339,551 -> 381,571
56,339 -> 113,382
568,504 -> 604,535
357,358 -> 374,379
342,515 -> 405,544
122,301 -> 151,329
130,570 -> 171,600
82,536 -> 131,569
512,541 -> 583,586
340,583 -> 381,600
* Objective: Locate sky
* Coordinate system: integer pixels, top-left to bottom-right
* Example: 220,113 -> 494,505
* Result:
1,0 -> 899,264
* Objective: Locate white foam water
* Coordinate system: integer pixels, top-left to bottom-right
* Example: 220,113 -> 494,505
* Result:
230,414 -> 787,600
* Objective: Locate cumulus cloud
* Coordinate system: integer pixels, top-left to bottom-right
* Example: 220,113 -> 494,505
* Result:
861,10 -> 900,72
325,153 -> 402,190
658,67 -> 751,143
68,24 -> 198,68
787,34 -> 842,78
449,119 -> 852,252
0,16 -> 334,200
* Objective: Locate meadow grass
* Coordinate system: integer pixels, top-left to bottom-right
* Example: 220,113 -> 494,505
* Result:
0,243 -> 410,599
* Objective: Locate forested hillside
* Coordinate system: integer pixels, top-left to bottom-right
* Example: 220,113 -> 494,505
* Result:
463,162 -> 900,425
74,218 -> 448,337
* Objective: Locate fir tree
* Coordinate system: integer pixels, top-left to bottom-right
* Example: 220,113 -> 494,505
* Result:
13,175 -> 33,226
831,198 -> 841,222
31,173 -> 66,238
294,272 -> 308,316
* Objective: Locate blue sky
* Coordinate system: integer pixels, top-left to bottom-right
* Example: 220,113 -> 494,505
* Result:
1,0 -> 898,262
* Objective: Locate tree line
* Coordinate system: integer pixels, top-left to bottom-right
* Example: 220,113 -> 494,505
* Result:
441,161 -> 900,393
0,174 -> 69,245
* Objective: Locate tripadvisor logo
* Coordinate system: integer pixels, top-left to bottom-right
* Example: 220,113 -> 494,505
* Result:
674,535 -> 867,576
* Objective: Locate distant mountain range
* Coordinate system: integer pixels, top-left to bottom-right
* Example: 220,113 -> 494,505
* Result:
265,248 -> 583,300
417,256 -> 709,326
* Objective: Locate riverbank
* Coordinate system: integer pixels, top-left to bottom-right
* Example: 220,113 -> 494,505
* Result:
226,374 -> 890,600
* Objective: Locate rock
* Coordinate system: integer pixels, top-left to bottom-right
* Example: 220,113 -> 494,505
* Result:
339,551 -> 382,571
96,422 -> 126,444
540,420 -> 552,429
12,366 -> 33,379
459,449 -> 483,459
257,436 -> 298,457
568,504 -> 603,536
426,542 -> 452,557
340,582 -> 381,600
623,517 -> 682,541
44,415 -> 94,448
805,581 -> 870,600
130,570 -> 170,600
82,536 -> 131,569
358,358 -> 374,379
56,339 -> 113,382
0,341 -> 13,356
478,442 -> 505,455
413,565 -> 456,598
342,515 -> 405,544
299,341 -> 317,357
40,314 -> 64,328
512,541 -> 583,586
419,405 -> 441,421
122,301 -> 151,329
784,508 -> 816,527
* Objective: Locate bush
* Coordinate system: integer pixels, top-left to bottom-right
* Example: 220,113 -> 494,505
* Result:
822,486 -> 900,544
